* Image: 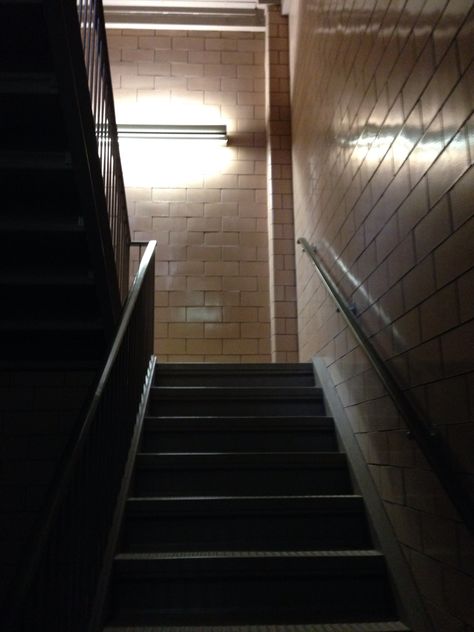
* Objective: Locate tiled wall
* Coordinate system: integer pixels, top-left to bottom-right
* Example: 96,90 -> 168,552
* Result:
289,0 -> 474,629
107,29 -> 271,362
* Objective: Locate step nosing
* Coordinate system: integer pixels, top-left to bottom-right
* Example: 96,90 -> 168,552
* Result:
116,549 -> 383,561
128,494 -> 362,501
135,452 -> 346,467
103,624 -> 410,632
138,451 -> 342,456
144,417 -> 334,426
155,363 -> 313,371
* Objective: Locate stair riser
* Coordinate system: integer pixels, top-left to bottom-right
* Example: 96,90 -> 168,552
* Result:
0,234 -> 90,268
0,330 -> 107,363
141,429 -> 337,453
154,364 -> 314,389
3,171 -> 80,215
122,512 -> 371,552
155,374 -> 315,387
149,399 -> 326,417
2,285 -> 100,321
113,566 -> 396,624
0,5 -> 52,73
133,467 -> 352,497
1,93 -> 67,151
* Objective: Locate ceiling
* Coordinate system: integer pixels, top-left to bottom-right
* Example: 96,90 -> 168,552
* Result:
103,0 -> 281,31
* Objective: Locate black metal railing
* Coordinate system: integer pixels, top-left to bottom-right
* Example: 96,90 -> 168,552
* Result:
4,241 -> 156,631
77,0 -> 130,300
298,237 -> 474,532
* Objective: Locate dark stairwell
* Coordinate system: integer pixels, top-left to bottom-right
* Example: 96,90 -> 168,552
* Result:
1,1 -> 469,631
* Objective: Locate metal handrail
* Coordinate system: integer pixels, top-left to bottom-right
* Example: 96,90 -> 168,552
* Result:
297,236 -> 474,531
5,241 -> 157,631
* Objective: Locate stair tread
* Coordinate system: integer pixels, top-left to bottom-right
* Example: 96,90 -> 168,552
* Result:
0,150 -> 72,169
152,387 -> 323,398
125,494 -> 365,518
136,452 -> 346,467
0,219 -> 84,232
0,71 -> 57,93
0,271 -> 95,286
156,363 -> 313,373
0,319 -> 103,331
145,416 -> 333,427
104,623 -> 410,631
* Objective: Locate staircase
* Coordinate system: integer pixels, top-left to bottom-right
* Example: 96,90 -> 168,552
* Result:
0,0 -> 122,368
103,363 -> 409,631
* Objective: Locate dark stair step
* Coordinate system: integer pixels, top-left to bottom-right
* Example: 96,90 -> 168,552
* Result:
122,494 -> 371,552
155,363 -> 315,387
111,550 -> 397,625
0,271 -> 94,286
0,284 -> 101,321
142,416 -> 337,453
0,71 -> 58,94
0,3 -> 53,73
149,387 -> 325,417
3,170 -> 81,218
104,623 -> 411,631
0,218 -> 85,233
0,328 -> 107,366
0,150 -> 72,170
0,92 -> 68,151
0,319 -> 103,332
0,229 -> 91,269
133,452 -> 351,497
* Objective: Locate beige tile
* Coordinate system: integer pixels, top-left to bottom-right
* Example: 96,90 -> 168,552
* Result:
204,261 -> 238,276
155,307 -> 186,323
223,307 -> 258,322
204,323 -> 240,338
186,339 -> 223,354
186,217 -> 222,232
205,291 -> 239,306
186,189 -> 221,203
187,246 -> 222,261
138,36 -> 171,50
415,196 -> 451,262
420,283 -> 459,341
168,323 -> 203,339
434,217 -> 474,287
223,277 -> 257,291
457,268 -> 474,322
172,37 -> 204,51
223,339 -> 259,354
156,339 -> 186,354
440,319 -> 474,377
169,291 -> 204,307
187,276 -> 222,291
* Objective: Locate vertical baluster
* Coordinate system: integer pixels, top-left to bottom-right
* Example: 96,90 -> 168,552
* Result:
84,1 -> 94,93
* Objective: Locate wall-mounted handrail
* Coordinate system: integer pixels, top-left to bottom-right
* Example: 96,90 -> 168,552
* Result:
297,236 -> 474,532
4,241 -> 157,631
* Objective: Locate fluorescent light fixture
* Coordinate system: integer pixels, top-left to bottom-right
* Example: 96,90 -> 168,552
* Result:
103,3 -> 265,31
117,123 -> 228,143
